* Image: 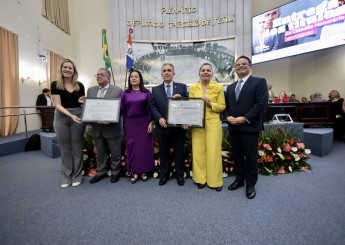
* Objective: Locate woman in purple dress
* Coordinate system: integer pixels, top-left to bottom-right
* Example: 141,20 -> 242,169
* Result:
120,70 -> 155,183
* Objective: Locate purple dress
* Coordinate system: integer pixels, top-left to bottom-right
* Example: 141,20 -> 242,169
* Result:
120,90 -> 155,174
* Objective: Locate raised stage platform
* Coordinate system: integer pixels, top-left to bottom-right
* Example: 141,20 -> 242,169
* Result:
0,130 -> 40,157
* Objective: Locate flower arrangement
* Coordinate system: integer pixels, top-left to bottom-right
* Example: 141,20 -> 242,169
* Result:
82,126 -> 312,178
257,127 -> 311,175
82,127 -> 97,176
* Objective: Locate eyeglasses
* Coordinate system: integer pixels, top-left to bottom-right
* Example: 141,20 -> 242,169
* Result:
235,63 -> 251,68
94,74 -> 109,78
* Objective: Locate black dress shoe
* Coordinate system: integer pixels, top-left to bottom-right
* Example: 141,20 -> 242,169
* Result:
159,177 -> 168,186
215,186 -> 222,192
110,174 -> 120,183
197,183 -> 206,189
89,174 -> 107,184
177,177 -> 185,186
246,186 -> 256,199
228,180 -> 244,190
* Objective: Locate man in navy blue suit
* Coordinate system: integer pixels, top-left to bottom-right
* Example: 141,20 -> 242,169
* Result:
149,63 -> 188,186
225,55 -> 268,199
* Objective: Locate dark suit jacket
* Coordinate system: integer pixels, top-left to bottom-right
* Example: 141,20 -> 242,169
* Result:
225,75 -> 268,133
149,82 -> 188,134
87,84 -> 123,139
36,94 -> 48,106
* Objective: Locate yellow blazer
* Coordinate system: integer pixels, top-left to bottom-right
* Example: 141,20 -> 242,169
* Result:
189,81 -> 226,119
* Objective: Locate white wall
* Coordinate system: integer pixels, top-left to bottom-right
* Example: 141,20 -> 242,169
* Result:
72,0 -> 113,90
0,0 -> 76,133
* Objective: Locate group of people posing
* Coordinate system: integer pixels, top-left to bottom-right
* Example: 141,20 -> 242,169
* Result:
51,55 -> 268,200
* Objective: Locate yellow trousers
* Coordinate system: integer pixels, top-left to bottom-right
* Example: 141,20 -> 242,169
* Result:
191,119 -> 223,188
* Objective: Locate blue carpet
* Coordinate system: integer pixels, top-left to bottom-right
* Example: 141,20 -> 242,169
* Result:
0,143 -> 345,244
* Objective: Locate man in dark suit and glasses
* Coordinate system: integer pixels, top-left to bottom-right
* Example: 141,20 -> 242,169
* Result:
150,63 -> 188,186
225,55 -> 268,199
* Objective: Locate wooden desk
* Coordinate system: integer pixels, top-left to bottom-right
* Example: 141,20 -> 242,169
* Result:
264,102 -> 333,127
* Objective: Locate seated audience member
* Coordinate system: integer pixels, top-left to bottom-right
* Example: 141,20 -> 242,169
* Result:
301,97 -> 308,103
312,92 -> 326,102
328,92 -> 332,102
309,93 -> 314,102
36,88 -> 52,106
274,91 -> 289,103
329,90 -> 344,142
289,94 -> 300,102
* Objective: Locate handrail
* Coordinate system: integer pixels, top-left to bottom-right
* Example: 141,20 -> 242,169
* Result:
0,105 -> 52,137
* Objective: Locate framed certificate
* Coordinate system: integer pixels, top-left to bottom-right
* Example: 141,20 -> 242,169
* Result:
167,99 -> 205,127
81,98 -> 120,123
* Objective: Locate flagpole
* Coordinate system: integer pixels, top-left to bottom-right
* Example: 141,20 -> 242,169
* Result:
110,65 -> 116,86
125,28 -> 134,89
124,69 -> 128,89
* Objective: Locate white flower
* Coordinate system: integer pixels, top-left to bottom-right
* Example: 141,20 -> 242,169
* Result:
189,171 -> 193,177
184,172 -> 187,178
304,149 -> 311,154
153,172 -> 158,178
288,166 -> 292,172
258,150 -> 264,156
83,154 -> 88,160
107,170 -> 111,176
293,153 -> 300,161
277,147 -> 282,153
222,172 -> 228,178
81,170 -> 85,176
291,147 -> 298,152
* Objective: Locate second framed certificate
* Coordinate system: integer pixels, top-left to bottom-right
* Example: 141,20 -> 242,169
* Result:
167,99 -> 205,127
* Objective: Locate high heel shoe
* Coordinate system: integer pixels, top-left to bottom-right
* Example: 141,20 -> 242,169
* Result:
130,175 -> 138,184
197,183 -> 206,189
141,174 -> 148,182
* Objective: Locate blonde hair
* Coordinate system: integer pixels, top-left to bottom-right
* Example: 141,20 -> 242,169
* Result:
56,59 -> 80,91
330,90 -> 340,99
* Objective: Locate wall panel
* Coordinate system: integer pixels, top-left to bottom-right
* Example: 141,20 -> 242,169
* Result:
111,0 -> 251,87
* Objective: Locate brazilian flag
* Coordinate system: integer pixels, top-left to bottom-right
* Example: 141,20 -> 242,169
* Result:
102,29 -> 111,70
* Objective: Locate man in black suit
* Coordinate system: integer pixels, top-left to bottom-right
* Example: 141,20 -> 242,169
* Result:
150,63 -> 188,186
225,55 -> 268,199
36,88 -> 52,106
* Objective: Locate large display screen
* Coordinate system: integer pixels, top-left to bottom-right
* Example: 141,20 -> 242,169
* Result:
252,0 -> 345,64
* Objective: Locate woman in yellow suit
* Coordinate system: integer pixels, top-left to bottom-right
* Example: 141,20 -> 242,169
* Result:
189,63 -> 226,192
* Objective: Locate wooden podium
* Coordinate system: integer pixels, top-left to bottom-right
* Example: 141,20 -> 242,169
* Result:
37,106 -> 55,132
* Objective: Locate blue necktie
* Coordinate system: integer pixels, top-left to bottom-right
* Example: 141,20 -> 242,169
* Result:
235,80 -> 243,100
166,84 -> 171,97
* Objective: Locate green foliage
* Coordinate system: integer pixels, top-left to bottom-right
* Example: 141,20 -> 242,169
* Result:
82,126 -> 312,177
